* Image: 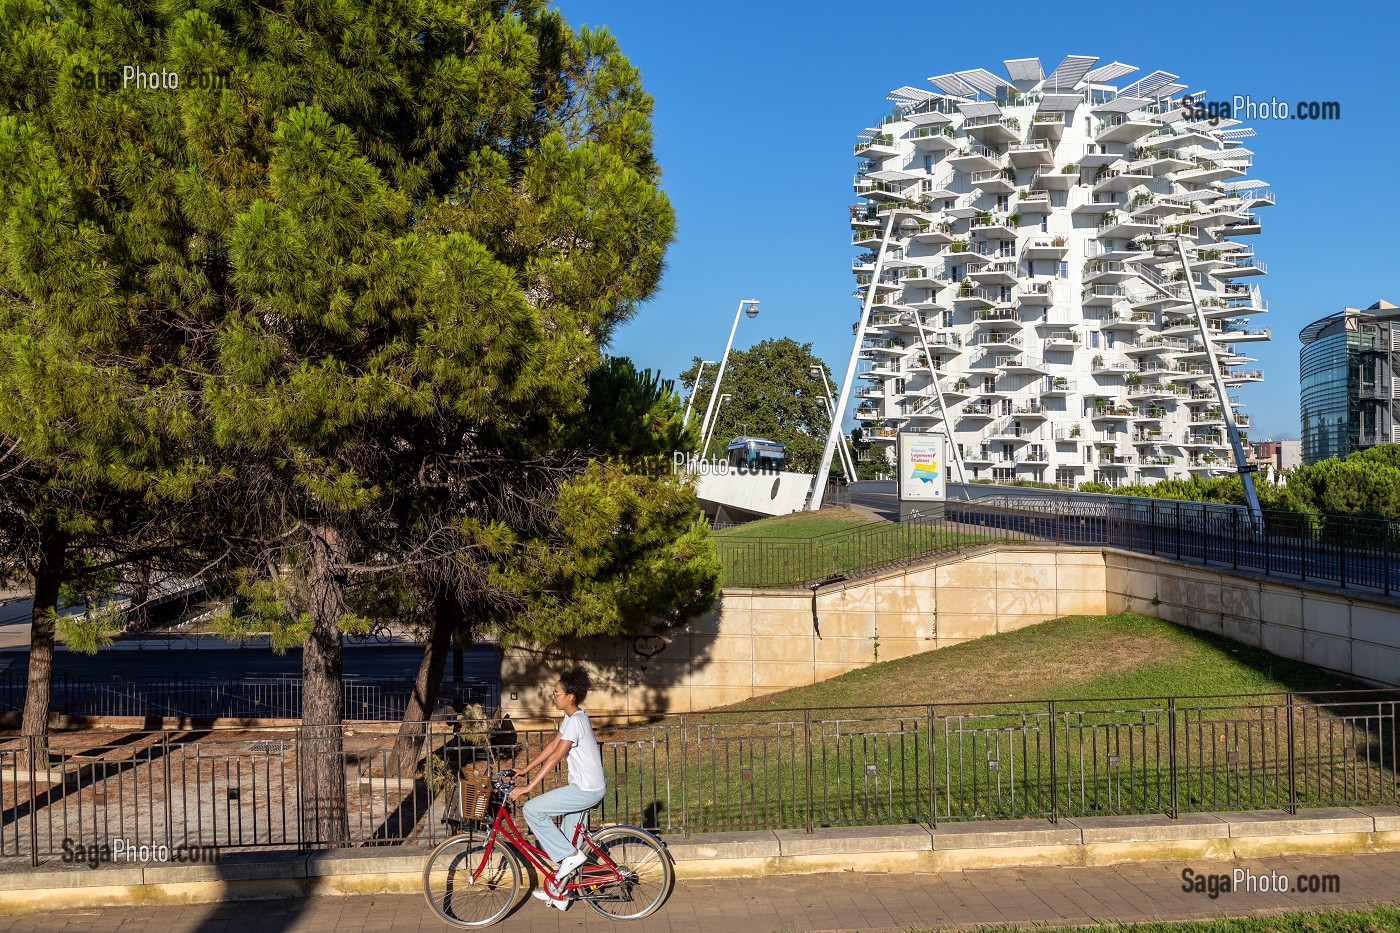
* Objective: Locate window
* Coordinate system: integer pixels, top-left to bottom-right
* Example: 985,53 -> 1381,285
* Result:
1089,331 -> 1101,348
894,378 -> 906,395
983,376 -> 997,393
1105,332 -> 1115,349
995,195 -> 1009,212
1041,216 -> 1049,232
944,200 -> 955,210
1085,445 -> 1093,463
993,467 -> 1015,481
924,155 -> 934,173
1057,261 -> 1068,279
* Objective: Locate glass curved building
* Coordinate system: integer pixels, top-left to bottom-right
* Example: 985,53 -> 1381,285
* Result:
1299,300 -> 1399,464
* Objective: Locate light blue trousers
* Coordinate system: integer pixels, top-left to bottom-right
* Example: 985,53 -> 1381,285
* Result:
522,783 -> 605,863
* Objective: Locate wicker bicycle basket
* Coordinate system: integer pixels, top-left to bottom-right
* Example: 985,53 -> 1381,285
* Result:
457,763 -> 494,822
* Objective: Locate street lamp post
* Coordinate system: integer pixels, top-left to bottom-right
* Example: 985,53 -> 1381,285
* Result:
682,360 -> 716,429
1136,237 -> 1263,523
698,299 -> 760,459
700,393 -> 732,458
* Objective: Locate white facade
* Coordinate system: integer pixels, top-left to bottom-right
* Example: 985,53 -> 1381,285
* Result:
850,57 -> 1271,488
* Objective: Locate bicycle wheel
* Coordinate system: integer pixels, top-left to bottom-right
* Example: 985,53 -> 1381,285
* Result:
422,834 -> 521,928
579,826 -> 674,920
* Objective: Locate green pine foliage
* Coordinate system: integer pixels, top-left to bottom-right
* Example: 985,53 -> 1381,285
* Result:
0,0 -> 715,771
1079,444 -> 1400,521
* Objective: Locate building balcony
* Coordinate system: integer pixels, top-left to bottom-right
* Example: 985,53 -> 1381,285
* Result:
1222,369 -> 1264,384
852,228 -> 882,247
947,145 -> 1006,174
1015,282 -> 1055,307
987,417 -> 1035,441
1041,377 -> 1077,396
964,447 -> 994,465
854,134 -> 900,158
1089,356 -> 1138,377
964,115 -> 1022,146
1173,161 -> 1246,186
976,331 -> 1023,351
1016,190 -> 1053,214
1093,113 -> 1161,144
1096,214 -> 1160,240
1083,260 -> 1137,285
969,213 -> 1018,239
1073,198 -> 1122,218
1018,446 -> 1051,464
854,407 -> 883,421
968,261 -> 1018,287
1216,258 -> 1267,278
1030,111 -> 1067,139
1083,285 -> 1129,307
1008,141 -> 1053,169
1012,400 -> 1049,419
1030,167 -> 1078,191
961,402 -> 997,419
908,125 -> 959,151
1091,168 -> 1152,194
1021,237 -> 1067,261
970,169 -> 1018,194
1042,330 -> 1081,350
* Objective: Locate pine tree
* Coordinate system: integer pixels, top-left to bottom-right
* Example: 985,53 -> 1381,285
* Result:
0,0 -> 699,842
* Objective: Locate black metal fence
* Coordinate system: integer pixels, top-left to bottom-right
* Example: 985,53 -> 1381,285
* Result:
952,497 -> 1400,596
2,690 -> 1394,862
0,673 -> 498,722
715,496 -> 1400,595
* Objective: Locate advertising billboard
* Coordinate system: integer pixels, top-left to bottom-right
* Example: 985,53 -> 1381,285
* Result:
898,432 -> 947,502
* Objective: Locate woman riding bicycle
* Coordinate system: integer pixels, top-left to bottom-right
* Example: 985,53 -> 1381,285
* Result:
506,667 -> 605,912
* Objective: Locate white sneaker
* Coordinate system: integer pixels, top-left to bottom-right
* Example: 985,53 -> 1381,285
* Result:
554,850 -> 588,880
531,888 -> 571,911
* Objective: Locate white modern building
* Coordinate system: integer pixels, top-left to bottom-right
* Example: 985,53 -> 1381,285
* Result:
849,56 -> 1271,488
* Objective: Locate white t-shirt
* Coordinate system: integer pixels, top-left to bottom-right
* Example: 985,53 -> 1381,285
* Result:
558,709 -> 606,793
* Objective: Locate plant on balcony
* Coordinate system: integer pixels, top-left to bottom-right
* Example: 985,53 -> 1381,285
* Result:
1008,213 -> 1021,227
1060,164 -> 1078,174
958,278 -> 975,296
1053,376 -> 1069,388
1051,235 -> 1066,247
1126,373 -> 1143,387
955,377 -> 970,391
950,239 -> 969,254
1131,191 -> 1154,206
1070,424 -> 1082,437
1000,165 -> 1016,180
1017,188 -> 1030,199
1092,355 -> 1105,368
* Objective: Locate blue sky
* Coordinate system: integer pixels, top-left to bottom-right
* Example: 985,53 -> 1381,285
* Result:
556,0 -> 1399,440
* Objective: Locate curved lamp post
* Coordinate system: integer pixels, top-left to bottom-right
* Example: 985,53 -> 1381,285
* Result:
698,300 -> 759,457
682,360 -> 716,428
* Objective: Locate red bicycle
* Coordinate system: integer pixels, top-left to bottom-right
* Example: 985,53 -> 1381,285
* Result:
422,769 -> 674,927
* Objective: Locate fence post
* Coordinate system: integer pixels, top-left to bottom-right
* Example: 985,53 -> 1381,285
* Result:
803,708 -> 814,833
1047,699 -> 1058,825
1285,692 -> 1298,816
1150,501 -> 1157,555
1231,509 -> 1239,570
1386,520 -> 1393,597
1264,512 -> 1271,576
1301,517 -> 1309,582
1338,525 -> 1347,588
926,704 -> 937,828
163,731 -> 174,847
1167,698 -> 1178,820
27,737 -> 38,867
679,714 -> 689,838
1175,502 -> 1182,560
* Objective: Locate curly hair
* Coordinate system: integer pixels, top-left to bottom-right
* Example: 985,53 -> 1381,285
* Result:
557,667 -> 592,705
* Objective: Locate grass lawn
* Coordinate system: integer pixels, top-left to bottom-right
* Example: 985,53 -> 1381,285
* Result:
712,508 -> 1011,588
712,612 -> 1370,715
588,614 -> 1393,834
908,906 -> 1400,932
711,507 -> 872,539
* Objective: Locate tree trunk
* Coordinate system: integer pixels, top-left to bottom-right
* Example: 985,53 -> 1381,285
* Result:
298,523 -> 349,847
393,586 -> 459,777
125,565 -> 150,632
20,520 -> 66,762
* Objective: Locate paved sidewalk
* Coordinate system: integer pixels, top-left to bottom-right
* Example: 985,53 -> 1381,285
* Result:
6,852 -> 1398,932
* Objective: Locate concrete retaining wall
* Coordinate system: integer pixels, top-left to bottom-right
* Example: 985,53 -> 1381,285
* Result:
502,547 -> 1400,722
1104,551 -> 1400,687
